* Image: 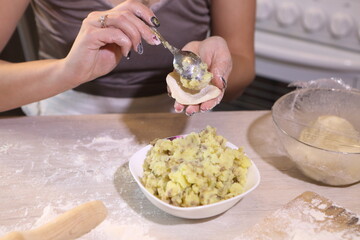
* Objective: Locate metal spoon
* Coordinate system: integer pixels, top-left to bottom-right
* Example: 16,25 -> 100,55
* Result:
152,27 -> 207,81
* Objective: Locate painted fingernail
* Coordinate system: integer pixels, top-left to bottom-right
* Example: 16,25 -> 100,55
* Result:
221,77 -> 227,90
137,42 -> 143,55
185,111 -> 195,117
167,87 -> 172,97
153,35 -> 161,45
126,51 -> 131,60
200,108 -> 210,113
151,16 -> 160,27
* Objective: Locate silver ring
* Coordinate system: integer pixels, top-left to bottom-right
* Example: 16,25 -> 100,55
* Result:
99,14 -> 108,28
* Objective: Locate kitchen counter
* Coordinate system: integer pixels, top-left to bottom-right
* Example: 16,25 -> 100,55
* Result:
0,111 -> 359,239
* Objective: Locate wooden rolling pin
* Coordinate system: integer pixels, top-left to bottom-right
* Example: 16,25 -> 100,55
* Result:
0,200 -> 107,240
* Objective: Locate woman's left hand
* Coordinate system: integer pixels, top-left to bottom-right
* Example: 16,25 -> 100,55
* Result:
172,36 -> 232,116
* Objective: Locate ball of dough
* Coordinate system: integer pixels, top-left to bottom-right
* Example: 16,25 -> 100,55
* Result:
166,71 -> 221,105
299,115 -> 360,153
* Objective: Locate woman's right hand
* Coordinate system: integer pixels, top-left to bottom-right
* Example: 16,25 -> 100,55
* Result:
0,0 -> 162,112
63,0 -> 161,86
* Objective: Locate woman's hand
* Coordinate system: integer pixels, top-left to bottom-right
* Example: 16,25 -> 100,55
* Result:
0,0 -> 163,112
173,36 -> 232,116
63,0 -> 161,86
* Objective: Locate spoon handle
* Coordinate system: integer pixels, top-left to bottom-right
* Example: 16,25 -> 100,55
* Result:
151,27 -> 179,55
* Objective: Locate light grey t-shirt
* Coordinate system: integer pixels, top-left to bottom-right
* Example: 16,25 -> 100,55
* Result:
31,0 -> 211,98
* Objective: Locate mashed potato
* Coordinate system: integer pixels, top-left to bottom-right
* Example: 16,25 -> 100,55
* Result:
141,126 -> 251,207
180,62 -> 213,91
174,62 -> 213,91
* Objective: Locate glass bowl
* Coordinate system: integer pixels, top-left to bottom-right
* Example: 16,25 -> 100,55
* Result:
272,88 -> 360,186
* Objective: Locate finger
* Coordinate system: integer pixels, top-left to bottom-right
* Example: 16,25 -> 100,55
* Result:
167,85 -> 172,98
87,27 -> 133,57
107,11 -> 143,52
105,11 -> 160,49
204,44 -> 231,88
118,0 -> 160,27
86,12 -> 139,53
200,91 -> 224,112
182,41 -> 201,54
114,1 -> 161,45
183,41 -> 230,91
185,105 -> 200,116
174,102 -> 185,113
200,38 -> 232,88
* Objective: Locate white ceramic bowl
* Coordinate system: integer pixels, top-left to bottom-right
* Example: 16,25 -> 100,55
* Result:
129,141 -> 260,219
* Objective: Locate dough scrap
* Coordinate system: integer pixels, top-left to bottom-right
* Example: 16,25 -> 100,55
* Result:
166,71 -> 221,105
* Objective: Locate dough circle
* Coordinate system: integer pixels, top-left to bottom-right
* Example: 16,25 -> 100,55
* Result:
166,72 -> 221,105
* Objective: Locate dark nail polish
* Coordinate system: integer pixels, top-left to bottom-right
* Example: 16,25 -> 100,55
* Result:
151,16 -> 160,27
152,35 -> 161,45
126,51 -> 131,60
221,77 -> 227,90
185,111 -> 195,117
167,86 -> 172,97
137,43 -> 143,55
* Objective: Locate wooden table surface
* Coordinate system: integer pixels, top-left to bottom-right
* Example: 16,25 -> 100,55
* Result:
0,111 -> 359,240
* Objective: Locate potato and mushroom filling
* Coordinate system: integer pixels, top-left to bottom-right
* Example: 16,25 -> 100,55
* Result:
174,62 -> 213,91
141,126 -> 251,207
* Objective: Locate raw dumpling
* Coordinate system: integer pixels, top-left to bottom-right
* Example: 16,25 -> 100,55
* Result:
166,71 -> 221,105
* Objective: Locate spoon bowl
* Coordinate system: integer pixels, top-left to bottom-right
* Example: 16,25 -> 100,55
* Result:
152,27 -> 209,82
173,50 -> 208,81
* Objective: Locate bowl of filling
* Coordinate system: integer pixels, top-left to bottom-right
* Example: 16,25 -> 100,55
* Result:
272,87 -> 360,186
129,126 -> 260,219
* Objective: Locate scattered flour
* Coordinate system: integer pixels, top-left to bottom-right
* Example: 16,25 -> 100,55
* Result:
80,136 -> 130,152
310,198 -> 322,206
1,128 -> 359,240
16,203 -> 156,240
0,143 -> 14,154
0,134 -> 155,240
303,208 -> 327,222
290,228 -> 343,240
236,197 -> 360,240
95,222 -> 156,240
318,203 -> 327,210
33,204 -> 62,227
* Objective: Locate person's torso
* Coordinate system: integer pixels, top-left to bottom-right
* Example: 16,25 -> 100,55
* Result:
31,0 -> 212,97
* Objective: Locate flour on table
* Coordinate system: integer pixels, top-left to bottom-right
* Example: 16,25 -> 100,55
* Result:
80,136 -> 131,152
95,222 -> 155,240
235,192 -> 360,240
0,133 -> 158,240
19,203 -> 156,240
0,144 -> 13,154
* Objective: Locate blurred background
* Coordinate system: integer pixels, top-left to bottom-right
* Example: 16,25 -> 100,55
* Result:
1,0 -> 360,116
